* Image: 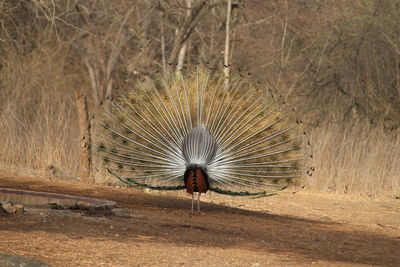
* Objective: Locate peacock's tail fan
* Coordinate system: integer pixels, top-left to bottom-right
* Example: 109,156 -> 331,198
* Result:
94,70 -> 305,197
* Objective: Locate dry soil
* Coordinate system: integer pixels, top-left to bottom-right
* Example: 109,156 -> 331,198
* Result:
0,174 -> 399,267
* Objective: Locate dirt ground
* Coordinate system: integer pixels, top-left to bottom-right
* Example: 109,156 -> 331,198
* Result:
0,174 -> 399,267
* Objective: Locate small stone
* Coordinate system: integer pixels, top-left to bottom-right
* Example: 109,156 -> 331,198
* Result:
321,215 -> 333,221
58,210 -> 73,219
40,212 -> 49,222
48,202 -> 68,210
1,202 -> 24,214
111,208 -> 132,218
319,235 -> 328,241
251,263 -> 261,267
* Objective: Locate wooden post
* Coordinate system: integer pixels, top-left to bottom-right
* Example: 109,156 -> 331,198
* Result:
75,91 -> 93,183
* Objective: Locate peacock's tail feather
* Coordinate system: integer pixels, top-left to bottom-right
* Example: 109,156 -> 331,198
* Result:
95,70 -> 304,196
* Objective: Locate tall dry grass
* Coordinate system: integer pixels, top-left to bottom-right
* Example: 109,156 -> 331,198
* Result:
0,45 -> 83,177
307,123 -> 400,197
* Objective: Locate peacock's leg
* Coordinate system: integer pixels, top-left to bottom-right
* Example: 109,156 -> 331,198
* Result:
191,194 -> 194,213
197,193 -> 201,212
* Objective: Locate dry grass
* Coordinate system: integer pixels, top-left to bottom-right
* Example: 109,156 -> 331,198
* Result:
307,123 -> 400,197
0,44 -> 82,177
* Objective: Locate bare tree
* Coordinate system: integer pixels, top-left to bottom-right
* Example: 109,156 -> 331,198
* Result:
160,13 -> 167,73
224,0 -> 232,88
167,0 -> 208,71
176,0 -> 192,73
73,2 -> 135,106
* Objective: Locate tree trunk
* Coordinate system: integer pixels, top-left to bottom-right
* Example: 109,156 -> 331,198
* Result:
176,0 -> 192,73
168,0 -> 208,71
160,14 -> 167,73
224,0 -> 232,88
75,91 -> 93,183
176,43 -> 187,73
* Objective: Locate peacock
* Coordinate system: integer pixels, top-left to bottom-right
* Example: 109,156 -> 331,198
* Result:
95,70 -> 306,212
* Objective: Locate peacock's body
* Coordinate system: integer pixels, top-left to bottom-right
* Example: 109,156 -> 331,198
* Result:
96,70 -> 304,211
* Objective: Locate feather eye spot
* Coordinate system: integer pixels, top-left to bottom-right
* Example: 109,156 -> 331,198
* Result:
98,143 -> 106,151
117,116 -> 126,123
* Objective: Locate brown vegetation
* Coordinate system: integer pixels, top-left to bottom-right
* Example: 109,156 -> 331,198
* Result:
0,0 -> 399,197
